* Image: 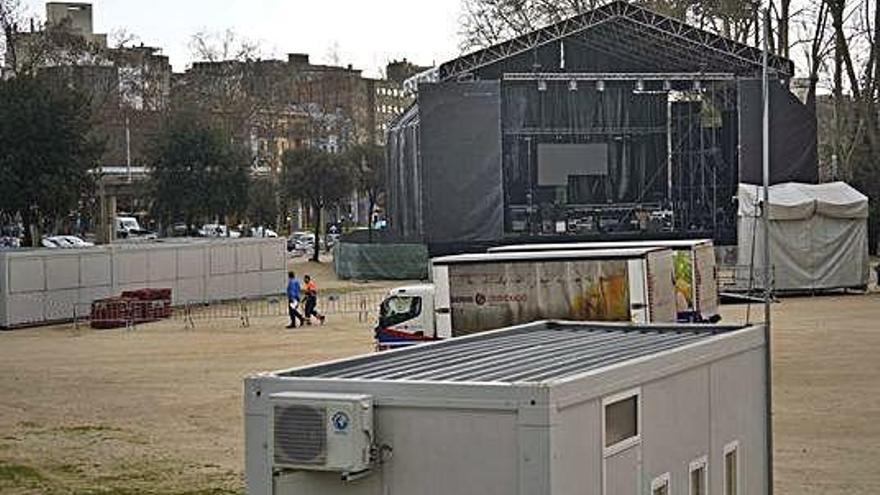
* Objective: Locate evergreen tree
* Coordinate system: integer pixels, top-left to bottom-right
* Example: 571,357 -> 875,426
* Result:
0,76 -> 102,245
147,114 -> 250,232
281,148 -> 353,262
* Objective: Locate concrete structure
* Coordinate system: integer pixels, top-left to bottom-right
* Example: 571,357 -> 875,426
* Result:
245,320 -> 768,495
45,2 -> 105,46
178,54 -> 427,179
0,238 -> 286,328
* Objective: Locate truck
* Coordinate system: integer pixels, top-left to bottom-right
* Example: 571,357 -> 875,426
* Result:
489,239 -> 720,322
376,247 -> 676,348
115,216 -> 157,240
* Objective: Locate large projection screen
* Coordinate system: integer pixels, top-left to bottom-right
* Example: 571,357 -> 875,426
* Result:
538,143 -> 609,186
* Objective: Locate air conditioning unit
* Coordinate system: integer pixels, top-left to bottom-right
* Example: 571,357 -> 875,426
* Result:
269,392 -> 373,474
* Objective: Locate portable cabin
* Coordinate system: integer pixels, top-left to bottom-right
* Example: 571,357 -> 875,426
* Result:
245,320 -> 768,495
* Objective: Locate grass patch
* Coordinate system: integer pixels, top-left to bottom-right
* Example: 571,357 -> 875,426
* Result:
77,487 -> 240,495
55,424 -> 121,435
0,461 -> 45,485
55,463 -> 85,475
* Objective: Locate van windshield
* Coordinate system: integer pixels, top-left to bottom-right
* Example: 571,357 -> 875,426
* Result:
378,296 -> 422,328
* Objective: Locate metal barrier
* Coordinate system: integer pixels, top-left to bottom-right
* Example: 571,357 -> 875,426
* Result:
176,289 -> 388,329
65,289 -> 387,330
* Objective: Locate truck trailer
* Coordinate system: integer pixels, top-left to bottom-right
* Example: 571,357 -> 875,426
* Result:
489,239 -> 720,322
376,247 -> 676,347
245,320 -> 768,495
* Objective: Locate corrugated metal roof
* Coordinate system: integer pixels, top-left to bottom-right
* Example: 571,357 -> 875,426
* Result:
432,248 -> 664,265
280,322 -> 744,384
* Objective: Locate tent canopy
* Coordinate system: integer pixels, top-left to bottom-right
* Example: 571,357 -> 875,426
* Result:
738,182 -> 868,221
737,181 -> 870,291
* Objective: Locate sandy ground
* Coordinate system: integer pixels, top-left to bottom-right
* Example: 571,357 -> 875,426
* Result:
721,294 -> 880,494
0,260 -> 878,493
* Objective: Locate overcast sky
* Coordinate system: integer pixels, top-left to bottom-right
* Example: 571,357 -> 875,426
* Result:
18,0 -> 464,76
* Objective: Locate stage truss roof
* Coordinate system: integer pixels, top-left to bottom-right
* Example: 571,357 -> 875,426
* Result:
439,1 -> 793,81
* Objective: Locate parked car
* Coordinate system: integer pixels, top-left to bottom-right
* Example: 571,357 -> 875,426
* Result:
116,216 -> 157,240
0,236 -> 21,249
41,235 -> 93,248
198,224 -> 242,238
54,235 -> 94,248
170,222 -> 192,237
250,226 -> 278,238
287,231 -> 315,252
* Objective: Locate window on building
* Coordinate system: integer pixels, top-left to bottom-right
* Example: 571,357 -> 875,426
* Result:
689,456 -> 708,495
651,473 -> 670,495
724,442 -> 739,495
603,389 -> 639,451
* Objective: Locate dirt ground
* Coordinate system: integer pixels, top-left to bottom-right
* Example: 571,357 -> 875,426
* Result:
0,260 -> 878,494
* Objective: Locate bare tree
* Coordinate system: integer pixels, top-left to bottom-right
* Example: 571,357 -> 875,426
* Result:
817,0 -> 880,251
800,1 -> 831,109
0,0 -> 22,72
109,28 -> 141,49
189,29 -> 261,63
175,30 -> 279,147
459,0 -> 765,52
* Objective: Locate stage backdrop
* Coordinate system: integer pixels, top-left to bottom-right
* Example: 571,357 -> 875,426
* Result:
419,81 -> 504,243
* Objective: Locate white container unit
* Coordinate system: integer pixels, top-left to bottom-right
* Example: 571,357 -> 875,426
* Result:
0,248 -> 113,327
489,239 -> 720,322
376,247 -> 677,347
245,320 -> 768,495
0,238 -> 287,328
431,248 -> 677,338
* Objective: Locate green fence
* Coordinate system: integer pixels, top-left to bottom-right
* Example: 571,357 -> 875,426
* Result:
334,242 -> 429,280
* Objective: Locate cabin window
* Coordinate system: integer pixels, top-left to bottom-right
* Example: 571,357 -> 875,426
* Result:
651,473 -> 670,495
603,389 -> 640,452
724,441 -> 740,495
689,456 -> 708,495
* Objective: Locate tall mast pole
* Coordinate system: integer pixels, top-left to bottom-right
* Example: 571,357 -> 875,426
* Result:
762,8 -> 774,495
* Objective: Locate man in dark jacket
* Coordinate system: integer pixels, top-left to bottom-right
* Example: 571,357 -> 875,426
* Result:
286,271 -> 305,328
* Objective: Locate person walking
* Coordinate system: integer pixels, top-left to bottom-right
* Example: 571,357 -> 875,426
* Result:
302,274 -> 326,325
286,271 -> 305,328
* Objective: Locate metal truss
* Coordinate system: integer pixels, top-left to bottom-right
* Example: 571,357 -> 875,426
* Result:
504,126 -> 666,136
503,72 -> 736,81
439,1 -> 793,81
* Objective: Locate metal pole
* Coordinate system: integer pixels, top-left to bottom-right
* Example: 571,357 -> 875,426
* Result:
125,115 -> 132,182
666,96 -> 673,206
761,8 -> 774,495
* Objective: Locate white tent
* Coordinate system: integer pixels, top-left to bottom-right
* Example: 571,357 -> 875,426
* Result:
737,182 -> 869,291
